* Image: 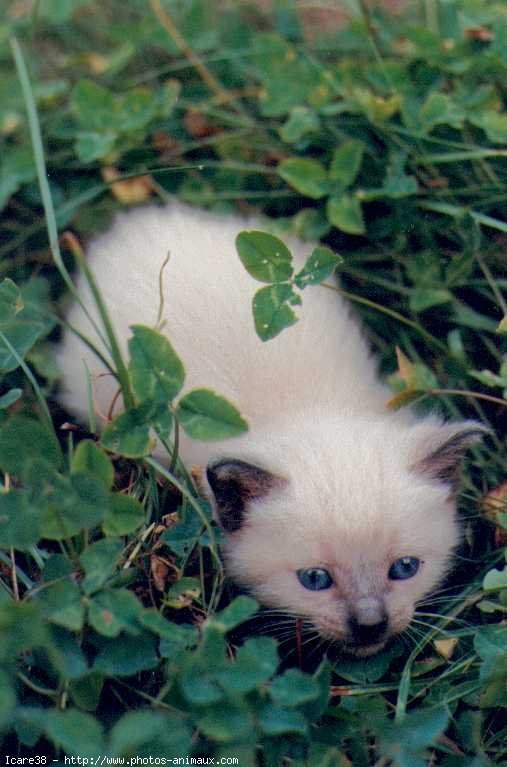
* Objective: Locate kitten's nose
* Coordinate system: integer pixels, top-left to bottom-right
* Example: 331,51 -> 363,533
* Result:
348,598 -> 388,645
348,616 -> 388,645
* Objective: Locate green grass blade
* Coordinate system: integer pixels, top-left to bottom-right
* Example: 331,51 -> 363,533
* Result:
9,35 -> 111,355
0,328 -> 54,434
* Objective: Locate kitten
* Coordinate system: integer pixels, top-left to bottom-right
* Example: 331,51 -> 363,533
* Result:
58,202 -> 485,657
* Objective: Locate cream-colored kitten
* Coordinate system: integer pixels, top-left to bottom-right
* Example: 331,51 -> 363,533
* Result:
58,202 -> 485,656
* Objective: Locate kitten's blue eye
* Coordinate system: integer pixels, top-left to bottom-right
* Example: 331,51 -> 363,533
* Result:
389,557 -> 420,580
297,568 -> 333,591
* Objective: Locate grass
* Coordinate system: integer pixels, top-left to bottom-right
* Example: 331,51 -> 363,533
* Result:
0,0 -> 506,763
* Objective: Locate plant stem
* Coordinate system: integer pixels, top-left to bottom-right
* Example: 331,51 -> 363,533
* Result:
150,0 -> 237,109
145,457 -> 222,575
321,283 -> 448,353
10,36 -> 109,350
429,388 -> 507,408
0,329 -> 54,433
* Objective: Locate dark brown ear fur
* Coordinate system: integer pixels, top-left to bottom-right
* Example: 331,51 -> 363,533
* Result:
206,459 -> 284,533
413,425 -> 488,493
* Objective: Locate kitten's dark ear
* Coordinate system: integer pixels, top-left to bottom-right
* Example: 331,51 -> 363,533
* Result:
412,422 -> 488,492
206,459 -> 286,533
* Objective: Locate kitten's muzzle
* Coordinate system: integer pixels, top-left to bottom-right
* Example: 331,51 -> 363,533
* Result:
348,616 -> 388,646
347,597 -> 389,648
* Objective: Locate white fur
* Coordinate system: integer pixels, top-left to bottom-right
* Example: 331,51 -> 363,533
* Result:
58,202 -> 390,463
58,201 -> 478,653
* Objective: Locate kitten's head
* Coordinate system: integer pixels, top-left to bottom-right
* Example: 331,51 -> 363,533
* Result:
206,413 -> 486,656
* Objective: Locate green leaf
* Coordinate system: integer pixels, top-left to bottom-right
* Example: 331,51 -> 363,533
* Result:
294,246 -> 343,289
470,369 -> 506,389
258,704 -> 308,736
75,131 -> 116,163
279,106 -> 320,143
278,157 -> 329,199
198,705 -> 255,743
329,140 -> 364,188
44,709 -> 105,758
0,146 -> 37,210
327,194 -> 365,235
48,625 -> 88,680
382,153 -> 418,199
254,33 -> 324,117
38,580 -> 85,632
115,88 -> 157,131
352,88 -> 401,123
420,92 -> 465,131
409,287 -> 453,312
88,589 -> 142,637
0,278 -> 23,322
69,674 -> 104,712
180,668 -> 224,706
269,668 -> 320,706
0,602 -> 48,663
165,576 -> 201,609
480,676 -> 507,709
470,110 -> 507,144
380,707 -> 449,766
109,711 -> 192,758
150,403 -> 174,442
13,708 -> 43,749
0,388 -> 22,409
0,416 -> 62,478
80,538 -> 123,595
236,231 -> 293,283
474,625 -> 507,681
72,440 -> 113,489
290,208 -> 331,240
252,283 -> 299,341
156,80 -> 181,117
103,493 -> 145,536
161,504 -> 203,558
101,403 -> 155,458
215,637 -> 279,694
453,304 -> 498,332
483,567 -> 507,592
40,0 -> 91,23
39,473 -> 110,540
211,596 -> 259,633
176,388 -> 248,440
333,644 -> 402,685
140,609 -> 198,644
0,321 -> 47,373
0,490 -> 43,551
71,80 -> 116,132
93,630 -> 159,676
307,659 -> 332,722
128,324 -> 185,404
4,280 -> 55,366
477,599 -> 507,614
305,744 -> 349,767
42,554 -> 74,583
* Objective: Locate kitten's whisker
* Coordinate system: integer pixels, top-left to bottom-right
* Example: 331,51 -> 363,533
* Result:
427,582 -> 475,597
402,627 -> 427,651
411,617 -> 453,637
414,611 -> 471,626
257,618 -> 298,629
419,595 -> 472,604
259,608 -> 302,618
307,635 -> 332,660
267,628 -> 300,640
404,624 -> 426,643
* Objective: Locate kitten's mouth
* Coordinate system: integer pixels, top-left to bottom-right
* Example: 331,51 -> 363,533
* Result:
342,640 -> 387,657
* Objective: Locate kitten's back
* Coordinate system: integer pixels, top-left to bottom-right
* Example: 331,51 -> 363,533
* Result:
58,202 -> 388,463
